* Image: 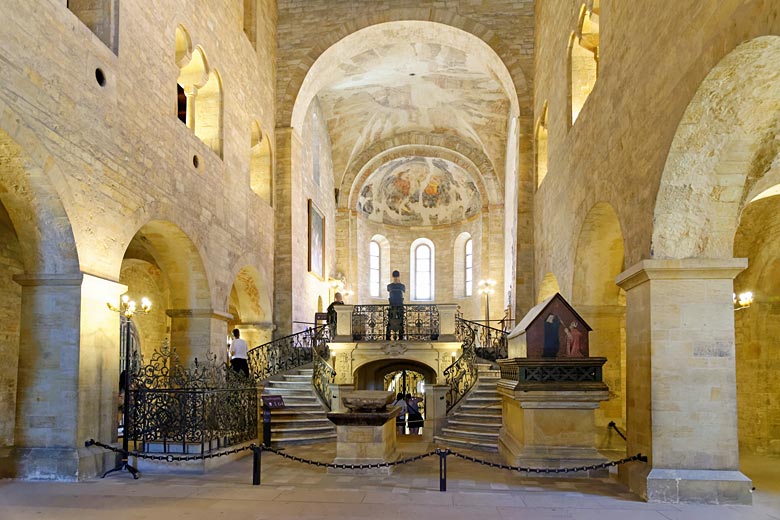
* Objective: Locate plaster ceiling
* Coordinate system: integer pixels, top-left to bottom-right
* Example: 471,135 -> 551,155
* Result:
356,156 -> 481,227
298,22 -> 515,207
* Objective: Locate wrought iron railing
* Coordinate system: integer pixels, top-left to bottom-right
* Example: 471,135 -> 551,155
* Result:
444,318 -> 479,411
246,326 -> 328,382
457,317 -> 508,361
351,304 -> 440,341
311,326 -> 336,410
127,343 -> 257,454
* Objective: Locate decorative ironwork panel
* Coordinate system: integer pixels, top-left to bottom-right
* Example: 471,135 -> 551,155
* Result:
444,319 -> 478,411
126,343 -> 257,454
351,304 -> 439,341
456,317 -> 507,361
246,328 -> 320,382
519,364 -> 603,383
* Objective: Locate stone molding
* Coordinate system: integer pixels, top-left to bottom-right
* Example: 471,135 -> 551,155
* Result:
615,258 -> 748,291
166,308 -> 233,321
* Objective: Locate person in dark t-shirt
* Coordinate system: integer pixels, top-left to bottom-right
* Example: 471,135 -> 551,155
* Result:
386,270 -> 406,339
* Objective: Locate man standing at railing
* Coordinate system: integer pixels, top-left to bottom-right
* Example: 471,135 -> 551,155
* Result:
386,270 -> 406,340
229,328 -> 249,377
326,292 -> 344,337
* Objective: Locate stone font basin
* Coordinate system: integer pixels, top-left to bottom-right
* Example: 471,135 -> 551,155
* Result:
341,390 -> 395,412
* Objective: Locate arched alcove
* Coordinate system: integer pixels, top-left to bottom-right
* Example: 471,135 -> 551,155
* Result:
250,121 -> 273,205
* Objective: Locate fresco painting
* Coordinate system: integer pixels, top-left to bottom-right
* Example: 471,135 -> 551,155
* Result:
356,156 -> 481,226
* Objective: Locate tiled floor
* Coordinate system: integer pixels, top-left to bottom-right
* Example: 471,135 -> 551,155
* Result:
1,440 -> 778,520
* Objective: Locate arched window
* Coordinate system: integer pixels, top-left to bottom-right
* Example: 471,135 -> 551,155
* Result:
250,121 -> 273,205
465,239 -> 473,296
569,4 -> 600,125
410,238 -> 435,301
369,240 -> 381,297
535,102 -> 549,188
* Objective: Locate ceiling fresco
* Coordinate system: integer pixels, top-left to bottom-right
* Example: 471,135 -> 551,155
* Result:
356,156 -> 481,226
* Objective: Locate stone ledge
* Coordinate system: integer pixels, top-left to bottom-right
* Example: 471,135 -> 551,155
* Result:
646,468 -> 752,505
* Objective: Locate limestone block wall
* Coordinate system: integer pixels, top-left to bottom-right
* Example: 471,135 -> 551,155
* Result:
354,215 -> 482,320
532,0 -> 780,294
285,99 -> 336,331
0,0 -> 278,477
119,260 -> 171,360
0,212 -> 22,447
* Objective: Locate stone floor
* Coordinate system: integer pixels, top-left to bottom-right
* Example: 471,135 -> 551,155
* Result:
1,440 -> 779,519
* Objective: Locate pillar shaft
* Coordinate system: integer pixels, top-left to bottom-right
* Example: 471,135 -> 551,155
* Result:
616,258 -> 751,504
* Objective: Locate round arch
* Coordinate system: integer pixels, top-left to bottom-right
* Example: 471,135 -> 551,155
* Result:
283,15 -> 527,130
352,358 -> 438,389
652,36 -> 780,259
572,202 -> 624,306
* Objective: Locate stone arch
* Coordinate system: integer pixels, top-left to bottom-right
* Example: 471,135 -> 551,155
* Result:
652,36 -> 780,259
228,264 -> 273,347
733,194 -> 780,457
343,133 -> 498,211
568,4 -> 599,126
352,358 -> 438,388
176,43 -> 224,157
538,272 -> 560,303
572,202 -> 625,306
281,13 -> 529,129
0,129 -> 80,275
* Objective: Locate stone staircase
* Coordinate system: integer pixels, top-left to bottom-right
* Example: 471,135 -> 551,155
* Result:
261,368 -> 336,446
434,364 -> 502,452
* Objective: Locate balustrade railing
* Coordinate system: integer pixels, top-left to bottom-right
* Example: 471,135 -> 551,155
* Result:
246,326 -> 328,382
351,304 -> 440,341
497,357 -> 608,391
127,343 -> 257,454
444,318 -> 479,411
457,317 -> 508,361
311,326 -> 336,410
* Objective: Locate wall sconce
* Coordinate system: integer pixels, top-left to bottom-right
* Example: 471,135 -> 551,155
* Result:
734,291 -> 753,311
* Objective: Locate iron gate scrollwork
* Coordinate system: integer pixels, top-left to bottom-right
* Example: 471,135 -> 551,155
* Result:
127,342 -> 257,454
351,304 -> 439,341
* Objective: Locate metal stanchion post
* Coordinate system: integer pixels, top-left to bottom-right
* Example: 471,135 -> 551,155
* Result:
252,446 -> 261,485
438,449 -> 448,492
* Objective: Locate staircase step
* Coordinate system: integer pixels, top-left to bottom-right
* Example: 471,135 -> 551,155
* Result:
441,427 -> 499,440
449,419 -> 501,429
272,425 -> 335,435
269,432 -> 336,446
434,435 -> 498,452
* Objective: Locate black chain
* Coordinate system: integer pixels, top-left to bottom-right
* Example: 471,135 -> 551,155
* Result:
260,444 -> 438,469
87,438 -> 646,474
447,450 -> 647,473
85,439 -> 256,462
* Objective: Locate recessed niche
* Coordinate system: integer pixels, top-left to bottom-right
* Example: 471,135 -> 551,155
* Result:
193,155 -> 200,168
95,68 -> 106,87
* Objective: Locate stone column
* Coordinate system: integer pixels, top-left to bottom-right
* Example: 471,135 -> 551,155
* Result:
437,303 -> 458,341
1,273 -> 83,479
167,308 -> 232,364
575,304 -> 626,450
273,127 -> 296,335
334,304 -> 353,340
615,258 -> 751,504
425,384 -> 449,439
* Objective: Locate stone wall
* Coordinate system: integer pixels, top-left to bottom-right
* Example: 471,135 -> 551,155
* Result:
533,0 -> 780,294
0,209 -> 22,448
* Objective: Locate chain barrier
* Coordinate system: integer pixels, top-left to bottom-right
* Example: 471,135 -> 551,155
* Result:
87,437 -> 646,489
259,444 -> 438,470
85,438 -> 256,463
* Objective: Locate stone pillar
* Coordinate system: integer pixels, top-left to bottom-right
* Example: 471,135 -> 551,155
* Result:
273,127 -> 295,335
437,304 -> 458,341
77,274 -> 128,477
575,304 -> 626,450
334,304 -> 353,340
615,259 -> 752,504
1,273 -> 83,479
425,384 -> 449,439
167,308 -> 232,364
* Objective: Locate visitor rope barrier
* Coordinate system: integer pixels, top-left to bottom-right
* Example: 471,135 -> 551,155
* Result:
86,437 -> 646,489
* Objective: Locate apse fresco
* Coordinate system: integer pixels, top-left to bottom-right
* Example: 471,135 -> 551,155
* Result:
356,157 -> 481,226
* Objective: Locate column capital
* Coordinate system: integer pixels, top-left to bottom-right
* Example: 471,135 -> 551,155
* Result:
615,258 -> 747,291
13,272 -> 84,287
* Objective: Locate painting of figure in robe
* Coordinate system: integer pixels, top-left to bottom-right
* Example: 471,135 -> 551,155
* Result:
543,313 -> 561,357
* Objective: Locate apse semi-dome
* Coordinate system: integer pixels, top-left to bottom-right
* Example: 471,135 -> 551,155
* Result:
356,156 -> 481,226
